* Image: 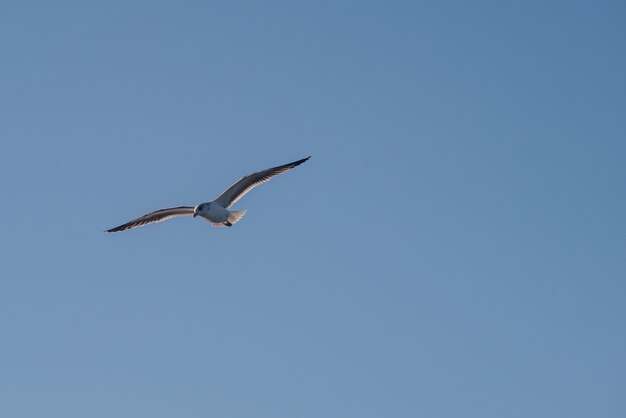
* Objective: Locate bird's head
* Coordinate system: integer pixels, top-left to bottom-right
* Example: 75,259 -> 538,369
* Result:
194,203 -> 207,218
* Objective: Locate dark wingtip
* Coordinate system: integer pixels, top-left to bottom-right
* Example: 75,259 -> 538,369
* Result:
293,156 -> 311,166
106,225 -> 128,233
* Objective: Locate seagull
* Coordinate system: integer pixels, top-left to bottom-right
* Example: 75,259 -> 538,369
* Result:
106,156 -> 310,233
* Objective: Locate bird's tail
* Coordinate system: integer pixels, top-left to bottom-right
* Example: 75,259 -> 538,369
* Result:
213,210 -> 247,227
228,210 -> 247,225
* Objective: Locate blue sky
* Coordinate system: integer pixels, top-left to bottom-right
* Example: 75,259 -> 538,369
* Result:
1,1 -> 625,417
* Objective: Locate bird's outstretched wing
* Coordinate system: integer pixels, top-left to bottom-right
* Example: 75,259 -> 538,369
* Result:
106,206 -> 195,233
214,156 -> 310,208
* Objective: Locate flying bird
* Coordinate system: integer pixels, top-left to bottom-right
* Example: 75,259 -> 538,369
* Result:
106,156 -> 310,233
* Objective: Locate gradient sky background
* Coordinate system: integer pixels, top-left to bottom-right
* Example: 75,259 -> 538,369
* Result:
1,1 -> 625,417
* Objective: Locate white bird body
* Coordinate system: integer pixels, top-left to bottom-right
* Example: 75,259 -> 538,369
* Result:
194,202 -> 246,227
198,202 -> 230,223
106,156 -> 309,233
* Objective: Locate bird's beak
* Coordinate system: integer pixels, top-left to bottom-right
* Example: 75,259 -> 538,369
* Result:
193,212 -> 197,218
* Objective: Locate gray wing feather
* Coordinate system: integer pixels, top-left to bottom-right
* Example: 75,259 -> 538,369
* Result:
214,157 -> 310,208
106,206 -> 195,232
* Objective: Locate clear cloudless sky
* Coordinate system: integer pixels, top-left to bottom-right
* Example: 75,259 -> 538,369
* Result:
1,1 -> 625,417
